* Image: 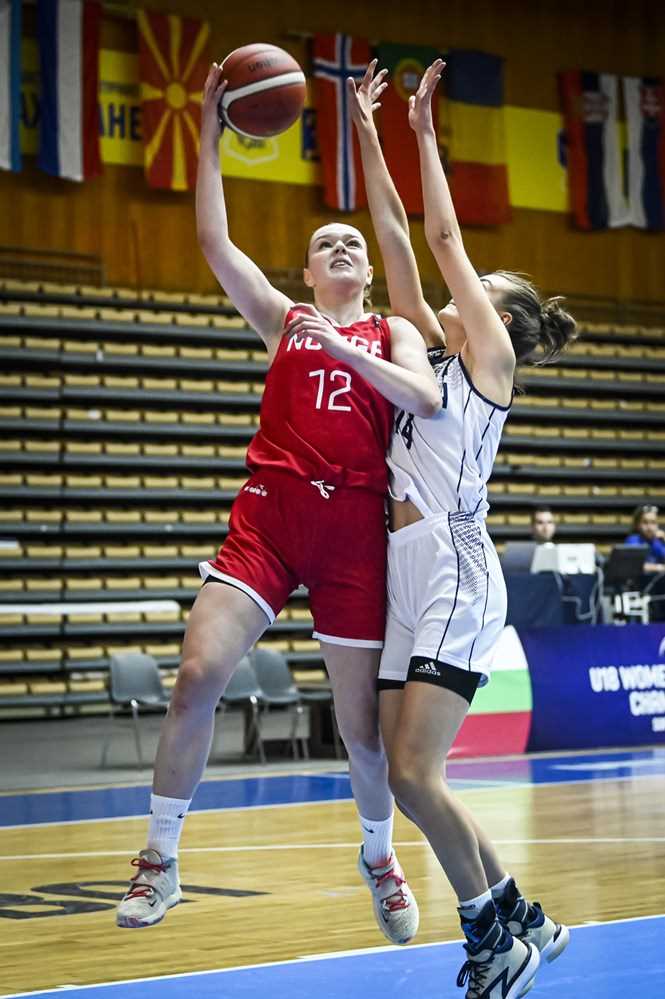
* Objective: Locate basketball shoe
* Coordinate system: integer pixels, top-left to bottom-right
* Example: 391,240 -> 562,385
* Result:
494,878 -> 570,963
457,900 -> 540,999
116,848 -> 181,928
357,847 -> 419,944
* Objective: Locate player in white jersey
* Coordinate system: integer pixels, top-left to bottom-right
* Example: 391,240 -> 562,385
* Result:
350,61 -> 577,999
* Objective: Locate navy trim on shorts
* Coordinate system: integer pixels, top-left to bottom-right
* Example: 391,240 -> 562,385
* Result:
376,678 -> 405,692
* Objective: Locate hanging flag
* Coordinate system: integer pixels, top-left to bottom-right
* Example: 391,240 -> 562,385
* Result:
37,0 -> 102,181
313,34 -> 370,212
137,9 -> 210,191
624,76 -> 665,231
558,70 -> 628,230
377,42 -> 440,215
0,0 -> 22,172
443,50 -> 510,226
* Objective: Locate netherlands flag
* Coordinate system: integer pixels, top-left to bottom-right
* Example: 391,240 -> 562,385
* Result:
559,70 -> 629,230
0,0 -> 22,172
624,76 -> 665,231
37,0 -> 102,181
313,34 -> 370,212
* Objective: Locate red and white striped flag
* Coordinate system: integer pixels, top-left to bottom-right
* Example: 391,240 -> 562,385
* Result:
313,34 -> 370,212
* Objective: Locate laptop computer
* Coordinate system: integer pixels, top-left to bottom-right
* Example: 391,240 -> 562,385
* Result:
603,544 -> 649,588
500,541 -> 538,573
531,543 -> 597,575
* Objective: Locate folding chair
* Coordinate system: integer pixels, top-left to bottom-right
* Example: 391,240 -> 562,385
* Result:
250,647 -> 307,759
101,652 -> 170,768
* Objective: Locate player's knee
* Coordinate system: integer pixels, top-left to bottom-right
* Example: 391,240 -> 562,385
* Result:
341,726 -> 384,769
388,753 -> 431,813
169,658 -> 217,717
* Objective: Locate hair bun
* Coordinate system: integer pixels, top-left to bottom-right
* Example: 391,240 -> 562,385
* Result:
538,296 -> 577,364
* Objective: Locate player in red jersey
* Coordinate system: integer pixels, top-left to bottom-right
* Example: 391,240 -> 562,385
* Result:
116,63 -> 440,943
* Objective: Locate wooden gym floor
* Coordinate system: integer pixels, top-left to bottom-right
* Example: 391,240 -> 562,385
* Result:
1,748 -> 665,998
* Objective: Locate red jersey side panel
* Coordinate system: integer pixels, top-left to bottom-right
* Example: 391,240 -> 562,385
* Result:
246,311 -> 392,494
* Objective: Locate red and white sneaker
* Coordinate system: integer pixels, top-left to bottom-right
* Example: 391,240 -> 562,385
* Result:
116,848 -> 181,928
357,847 -> 419,944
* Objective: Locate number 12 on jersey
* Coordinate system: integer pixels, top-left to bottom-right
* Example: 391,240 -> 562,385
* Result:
309,369 -> 352,411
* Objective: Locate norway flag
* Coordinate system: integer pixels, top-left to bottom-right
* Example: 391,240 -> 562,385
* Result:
559,70 -> 628,230
37,0 -> 102,181
313,34 -> 370,212
624,76 -> 665,231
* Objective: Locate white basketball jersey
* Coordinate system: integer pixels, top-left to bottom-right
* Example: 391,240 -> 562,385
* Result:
387,351 -> 510,519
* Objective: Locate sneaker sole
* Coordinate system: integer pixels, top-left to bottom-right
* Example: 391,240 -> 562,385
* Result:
541,922 -> 570,963
510,942 -> 540,999
116,889 -> 182,929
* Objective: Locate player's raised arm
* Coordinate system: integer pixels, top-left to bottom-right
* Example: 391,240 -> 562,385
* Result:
196,64 -> 292,353
348,63 -> 442,346
410,61 -> 516,392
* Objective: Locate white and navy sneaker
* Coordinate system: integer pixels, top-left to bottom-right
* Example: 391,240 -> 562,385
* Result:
116,848 -> 181,928
458,900 -> 540,999
357,847 -> 419,944
495,878 -> 570,963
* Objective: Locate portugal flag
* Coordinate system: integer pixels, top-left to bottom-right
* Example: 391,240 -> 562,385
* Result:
377,43 -> 440,215
137,9 -> 210,191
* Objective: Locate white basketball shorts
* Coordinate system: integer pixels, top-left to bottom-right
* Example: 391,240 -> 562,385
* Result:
378,511 -> 507,686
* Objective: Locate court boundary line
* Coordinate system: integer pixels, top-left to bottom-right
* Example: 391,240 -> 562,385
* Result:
2,769 -> 665,831
3,912 -> 664,999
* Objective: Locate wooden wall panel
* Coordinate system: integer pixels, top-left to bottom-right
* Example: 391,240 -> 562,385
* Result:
1,0 -> 664,302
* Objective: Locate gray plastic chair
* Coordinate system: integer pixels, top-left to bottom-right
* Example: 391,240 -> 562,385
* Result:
216,655 -> 266,764
101,652 -> 170,768
250,648 -> 307,759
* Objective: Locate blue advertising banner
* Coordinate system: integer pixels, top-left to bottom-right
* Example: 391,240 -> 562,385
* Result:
521,624 -> 665,751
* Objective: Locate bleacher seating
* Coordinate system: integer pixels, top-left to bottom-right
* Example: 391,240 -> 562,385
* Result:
1,276 -> 664,714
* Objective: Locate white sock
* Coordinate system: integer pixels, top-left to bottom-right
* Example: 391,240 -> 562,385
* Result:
147,793 -> 191,860
359,813 -> 394,867
459,888 -> 493,919
490,873 -> 512,899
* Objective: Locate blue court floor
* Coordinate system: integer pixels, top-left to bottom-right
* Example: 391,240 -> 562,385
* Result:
4,746 -> 665,828
6,914 -> 665,999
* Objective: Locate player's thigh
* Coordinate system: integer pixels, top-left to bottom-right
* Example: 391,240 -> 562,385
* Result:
393,679 -> 470,776
175,581 -> 269,702
319,642 -> 382,746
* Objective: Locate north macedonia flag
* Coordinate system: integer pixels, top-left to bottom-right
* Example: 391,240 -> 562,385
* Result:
137,9 -> 210,190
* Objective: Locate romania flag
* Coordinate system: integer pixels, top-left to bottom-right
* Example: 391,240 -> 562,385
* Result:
137,9 -> 210,191
443,50 -> 510,226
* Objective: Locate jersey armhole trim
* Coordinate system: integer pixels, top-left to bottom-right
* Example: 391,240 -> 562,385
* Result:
457,352 -> 512,412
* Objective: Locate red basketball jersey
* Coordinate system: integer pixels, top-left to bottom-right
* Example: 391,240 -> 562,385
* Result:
246,309 -> 393,494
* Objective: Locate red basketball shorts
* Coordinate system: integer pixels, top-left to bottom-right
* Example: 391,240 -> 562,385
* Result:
199,470 -> 387,647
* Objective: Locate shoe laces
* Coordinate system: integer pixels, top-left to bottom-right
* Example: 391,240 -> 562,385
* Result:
456,954 -> 492,996
125,855 -> 168,900
370,860 -> 409,912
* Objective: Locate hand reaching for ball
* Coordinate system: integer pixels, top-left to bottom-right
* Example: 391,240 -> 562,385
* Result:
201,63 -> 227,142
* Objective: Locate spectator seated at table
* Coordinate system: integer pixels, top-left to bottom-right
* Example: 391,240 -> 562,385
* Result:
624,504 -> 665,573
531,506 -> 557,544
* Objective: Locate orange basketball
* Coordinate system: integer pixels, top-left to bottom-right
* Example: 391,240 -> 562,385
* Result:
218,43 -> 306,139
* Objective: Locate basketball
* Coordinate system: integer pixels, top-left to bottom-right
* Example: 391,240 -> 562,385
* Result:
218,43 -> 306,139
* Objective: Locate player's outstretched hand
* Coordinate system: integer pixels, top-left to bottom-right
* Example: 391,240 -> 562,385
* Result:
285,304 -> 356,362
201,63 -> 227,141
408,58 -> 445,134
347,59 -> 389,132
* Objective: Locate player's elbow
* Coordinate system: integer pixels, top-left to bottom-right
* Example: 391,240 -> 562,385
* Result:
424,225 -> 461,252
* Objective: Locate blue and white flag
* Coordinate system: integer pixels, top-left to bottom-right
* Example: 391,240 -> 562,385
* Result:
624,76 -> 665,231
37,0 -> 102,181
0,0 -> 22,172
